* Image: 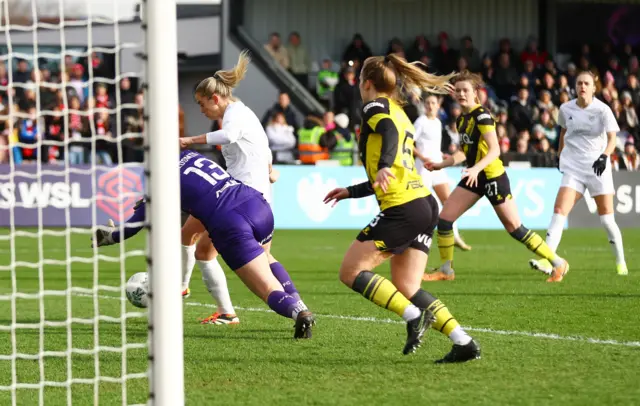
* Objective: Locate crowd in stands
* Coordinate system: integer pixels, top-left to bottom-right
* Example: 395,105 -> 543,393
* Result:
262,31 -> 640,171
0,53 -> 147,165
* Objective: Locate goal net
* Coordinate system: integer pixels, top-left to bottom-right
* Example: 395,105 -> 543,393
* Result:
0,0 -> 183,405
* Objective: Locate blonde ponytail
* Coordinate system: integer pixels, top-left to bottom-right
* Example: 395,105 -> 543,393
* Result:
195,50 -> 251,99
360,54 -> 456,105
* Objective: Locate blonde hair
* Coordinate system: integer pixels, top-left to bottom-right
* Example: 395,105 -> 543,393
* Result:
360,53 -> 456,105
195,50 -> 250,99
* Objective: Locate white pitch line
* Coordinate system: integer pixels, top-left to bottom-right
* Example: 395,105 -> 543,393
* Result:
65,293 -> 640,349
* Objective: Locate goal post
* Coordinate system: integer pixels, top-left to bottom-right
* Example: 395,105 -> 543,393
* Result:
143,0 -> 185,404
0,0 -> 184,404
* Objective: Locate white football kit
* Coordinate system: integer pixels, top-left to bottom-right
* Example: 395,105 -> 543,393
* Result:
413,115 -> 449,187
209,101 -> 273,203
558,98 -> 618,197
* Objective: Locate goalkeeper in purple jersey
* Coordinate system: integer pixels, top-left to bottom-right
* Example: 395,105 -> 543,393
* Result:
94,150 -> 315,338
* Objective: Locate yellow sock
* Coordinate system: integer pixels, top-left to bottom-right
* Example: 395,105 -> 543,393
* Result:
518,228 -> 558,263
426,299 -> 460,336
437,221 -> 455,268
352,271 -> 413,318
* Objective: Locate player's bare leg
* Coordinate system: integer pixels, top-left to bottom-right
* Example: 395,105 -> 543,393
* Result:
392,248 -> 479,363
494,198 -> 569,282
434,183 -> 471,251
424,187 -> 479,281
529,187 -> 581,275
181,215 -> 206,297
594,194 -> 627,275
235,251 -> 313,338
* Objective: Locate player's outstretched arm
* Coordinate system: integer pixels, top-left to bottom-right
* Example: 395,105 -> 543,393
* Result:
180,128 -> 241,149
323,181 -> 374,207
93,201 -> 146,247
426,150 -> 465,171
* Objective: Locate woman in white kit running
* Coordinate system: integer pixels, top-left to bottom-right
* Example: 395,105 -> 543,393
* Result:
179,50 -> 309,324
529,71 -> 628,280
412,94 -> 471,256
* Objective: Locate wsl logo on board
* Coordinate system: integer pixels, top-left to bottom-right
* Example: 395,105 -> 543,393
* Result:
96,167 -> 144,222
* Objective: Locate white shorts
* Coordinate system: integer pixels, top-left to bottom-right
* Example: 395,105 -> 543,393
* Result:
560,168 -> 614,197
419,167 -> 449,189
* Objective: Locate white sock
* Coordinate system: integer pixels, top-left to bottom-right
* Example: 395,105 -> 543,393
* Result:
545,213 -> 566,252
401,304 -> 422,322
181,245 -> 196,291
198,259 -> 235,314
449,325 -> 472,345
600,214 -> 626,266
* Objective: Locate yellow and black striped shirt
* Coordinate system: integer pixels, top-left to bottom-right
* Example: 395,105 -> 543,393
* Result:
350,97 -> 430,211
456,105 -> 505,179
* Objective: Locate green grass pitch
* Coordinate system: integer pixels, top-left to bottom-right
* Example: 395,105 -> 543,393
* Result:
0,228 -> 639,405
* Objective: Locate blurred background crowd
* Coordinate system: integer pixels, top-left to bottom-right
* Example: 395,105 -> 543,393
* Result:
1,29 -> 639,172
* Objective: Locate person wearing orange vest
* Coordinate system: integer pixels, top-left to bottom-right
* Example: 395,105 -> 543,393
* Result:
297,115 -> 329,164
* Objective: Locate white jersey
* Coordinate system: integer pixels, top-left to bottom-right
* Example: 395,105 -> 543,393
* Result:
220,101 -> 273,203
413,115 -> 443,166
558,98 -> 619,173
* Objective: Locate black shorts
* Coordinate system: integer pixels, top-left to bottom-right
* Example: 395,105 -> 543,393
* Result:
458,171 -> 512,206
356,195 -> 439,255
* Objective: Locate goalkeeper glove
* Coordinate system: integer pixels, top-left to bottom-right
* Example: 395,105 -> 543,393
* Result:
93,219 -> 116,248
592,154 -> 608,177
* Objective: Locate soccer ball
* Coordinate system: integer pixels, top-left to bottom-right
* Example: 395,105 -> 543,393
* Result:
126,272 -> 149,308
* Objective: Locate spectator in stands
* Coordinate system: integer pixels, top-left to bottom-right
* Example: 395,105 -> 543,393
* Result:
386,37 -> 404,56
537,90 -> 558,123
541,59 -> 559,79
333,66 -> 361,131
626,55 -> 640,77
605,56 -> 626,90
319,113 -> 354,166
480,54 -> 494,84
517,75 -> 535,104
323,111 -> 335,131
261,92 -> 299,133
509,86 -> 535,133
407,35 -> 431,63
287,32 -> 311,88
95,83 -> 110,109
264,32 -> 290,70
44,105 -> 65,163
69,64 -> 86,103
266,111 -> 297,163
316,58 -> 339,110
122,91 -> 144,163
14,59 -> 30,84
90,52 -> 111,79
602,71 -> 619,101
619,91 -> 639,139
520,36 -> 547,68
617,139 -> 639,171
514,137 -> 532,162
493,52 -> 518,101
67,96 -> 85,164
539,72 -> 557,101
93,111 -> 114,164
556,75 -> 575,102
459,35 -> 481,72
536,137 -> 556,167
342,33 -> 372,68
119,77 -> 135,105
18,107 -> 39,162
433,31 -> 457,74
297,115 -> 328,164
537,109 -> 558,147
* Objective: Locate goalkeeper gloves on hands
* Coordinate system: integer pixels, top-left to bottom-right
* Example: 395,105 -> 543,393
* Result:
93,219 -> 116,248
592,154 -> 608,177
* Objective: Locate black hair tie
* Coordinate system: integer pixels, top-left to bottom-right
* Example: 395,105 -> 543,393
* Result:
384,55 -> 391,64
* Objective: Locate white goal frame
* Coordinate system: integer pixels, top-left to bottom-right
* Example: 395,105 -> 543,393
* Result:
143,0 -> 184,405
0,0 -> 185,404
